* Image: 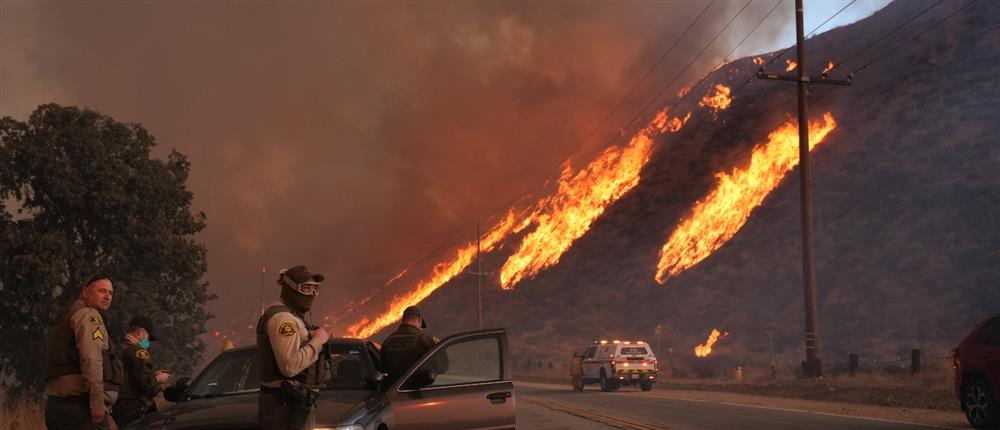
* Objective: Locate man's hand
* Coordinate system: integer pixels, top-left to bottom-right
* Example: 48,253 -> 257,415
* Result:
308,326 -> 330,344
154,370 -> 171,384
91,406 -> 107,424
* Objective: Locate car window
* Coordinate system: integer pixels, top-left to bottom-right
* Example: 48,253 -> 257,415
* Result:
326,343 -> 375,390
619,347 -> 649,356
582,347 -> 597,359
188,350 -> 257,398
415,336 -> 500,388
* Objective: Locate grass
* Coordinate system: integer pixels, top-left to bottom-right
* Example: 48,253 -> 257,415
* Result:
2,397 -> 45,430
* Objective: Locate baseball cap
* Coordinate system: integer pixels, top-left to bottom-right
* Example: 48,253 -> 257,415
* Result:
284,265 -> 325,285
402,306 -> 427,329
129,316 -> 158,341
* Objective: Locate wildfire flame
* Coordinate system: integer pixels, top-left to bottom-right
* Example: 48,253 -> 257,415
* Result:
785,59 -> 798,72
752,56 -> 764,65
346,210 -> 527,338
694,329 -> 729,357
384,268 -> 409,287
654,113 -> 837,283
822,60 -> 834,75
698,84 -> 732,117
676,86 -> 692,99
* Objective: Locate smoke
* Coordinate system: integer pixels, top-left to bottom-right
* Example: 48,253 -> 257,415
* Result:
0,1 -> 796,347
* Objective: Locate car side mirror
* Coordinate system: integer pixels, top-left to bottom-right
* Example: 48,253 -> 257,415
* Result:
365,370 -> 384,391
164,376 -> 193,402
403,367 -> 436,390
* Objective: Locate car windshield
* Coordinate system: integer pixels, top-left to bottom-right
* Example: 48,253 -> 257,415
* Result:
324,342 -> 377,391
187,349 -> 258,398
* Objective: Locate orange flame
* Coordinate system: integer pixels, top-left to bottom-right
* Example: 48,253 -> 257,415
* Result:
785,59 -> 798,72
346,210 -> 527,338
654,113 -> 837,283
384,268 -> 409,287
698,84 -> 732,117
822,60 -> 834,75
752,56 -> 764,65
498,106 -> 697,289
676,86 -> 692,99
694,329 -> 729,357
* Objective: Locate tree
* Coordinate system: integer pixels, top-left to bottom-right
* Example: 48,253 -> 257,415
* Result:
0,104 -> 214,399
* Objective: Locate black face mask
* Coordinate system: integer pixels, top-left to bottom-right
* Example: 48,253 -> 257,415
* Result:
280,284 -> 315,314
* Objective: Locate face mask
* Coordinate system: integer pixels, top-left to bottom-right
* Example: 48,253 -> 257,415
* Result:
139,338 -> 151,349
281,284 -> 315,314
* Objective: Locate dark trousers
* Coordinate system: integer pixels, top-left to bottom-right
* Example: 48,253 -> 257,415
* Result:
45,396 -> 111,430
111,398 -> 150,428
258,388 -> 314,430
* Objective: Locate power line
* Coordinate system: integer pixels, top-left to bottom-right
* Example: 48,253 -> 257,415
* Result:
830,0 -> 945,73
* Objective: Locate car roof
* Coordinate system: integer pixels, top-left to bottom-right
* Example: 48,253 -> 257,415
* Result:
220,337 -> 366,355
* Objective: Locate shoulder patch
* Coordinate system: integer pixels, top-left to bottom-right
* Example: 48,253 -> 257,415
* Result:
135,348 -> 151,360
89,314 -> 103,325
278,322 -> 297,337
432,336 -> 440,343
92,328 -> 104,341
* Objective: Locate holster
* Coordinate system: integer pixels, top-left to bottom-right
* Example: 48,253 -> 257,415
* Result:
279,381 -> 315,429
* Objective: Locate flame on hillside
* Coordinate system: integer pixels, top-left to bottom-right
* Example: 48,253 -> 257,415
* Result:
346,210 -> 527,338
699,84 -> 732,117
654,113 -> 837,283
384,268 -> 409,287
785,59 -> 798,72
752,56 -> 764,65
346,81 -> 731,338
822,60 -> 835,75
694,329 -> 729,357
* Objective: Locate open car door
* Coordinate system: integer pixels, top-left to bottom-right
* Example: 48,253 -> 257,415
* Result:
385,328 -> 515,430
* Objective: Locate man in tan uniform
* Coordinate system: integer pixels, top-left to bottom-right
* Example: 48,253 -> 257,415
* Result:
256,265 -> 331,430
43,274 -> 124,430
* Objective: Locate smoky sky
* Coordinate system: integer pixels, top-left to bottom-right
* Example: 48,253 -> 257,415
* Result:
0,1 -> 885,350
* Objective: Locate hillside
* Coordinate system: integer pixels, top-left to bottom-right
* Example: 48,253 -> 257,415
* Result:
381,0 -> 1000,372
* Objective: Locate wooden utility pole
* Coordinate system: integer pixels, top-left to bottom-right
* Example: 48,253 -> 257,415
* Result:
756,0 -> 851,378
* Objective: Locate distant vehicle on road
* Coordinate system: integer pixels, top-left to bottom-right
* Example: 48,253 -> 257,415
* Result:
576,340 -> 657,392
954,314 -> 1000,429
127,328 -> 515,430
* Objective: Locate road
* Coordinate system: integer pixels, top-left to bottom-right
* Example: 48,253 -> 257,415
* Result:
514,381 -> 965,430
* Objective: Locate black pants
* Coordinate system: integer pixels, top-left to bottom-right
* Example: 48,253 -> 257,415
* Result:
258,387 -> 314,430
45,396 -> 111,430
111,398 -> 150,428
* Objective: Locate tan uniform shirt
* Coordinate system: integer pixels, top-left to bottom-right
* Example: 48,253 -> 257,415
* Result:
262,301 -> 325,386
45,301 -> 118,411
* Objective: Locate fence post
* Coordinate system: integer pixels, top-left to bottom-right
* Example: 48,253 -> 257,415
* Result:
848,353 -> 858,377
911,349 -> 921,375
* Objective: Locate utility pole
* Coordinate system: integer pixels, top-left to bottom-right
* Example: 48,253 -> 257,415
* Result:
466,221 -> 490,330
756,0 -> 851,378
260,264 -> 266,315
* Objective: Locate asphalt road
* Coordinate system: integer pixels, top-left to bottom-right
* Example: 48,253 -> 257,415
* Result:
514,381 -> 965,430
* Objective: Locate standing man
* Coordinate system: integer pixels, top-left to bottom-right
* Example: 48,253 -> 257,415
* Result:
113,316 -> 171,427
44,274 -> 124,430
380,306 -> 447,386
256,265 -> 331,430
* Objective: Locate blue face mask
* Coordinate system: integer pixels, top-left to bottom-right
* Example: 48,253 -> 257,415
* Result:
139,339 -> 151,349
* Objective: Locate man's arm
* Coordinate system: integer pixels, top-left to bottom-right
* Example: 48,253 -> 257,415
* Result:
267,313 -> 324,378
70,308 -> 108,415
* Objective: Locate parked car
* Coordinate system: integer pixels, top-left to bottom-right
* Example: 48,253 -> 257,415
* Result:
954,314 -> 1000,429
127,328 -> 515,430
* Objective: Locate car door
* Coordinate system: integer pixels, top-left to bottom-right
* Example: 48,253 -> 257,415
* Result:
973,317 -> 1000,391
580,346 -> 598,378
386,328 -> 514,430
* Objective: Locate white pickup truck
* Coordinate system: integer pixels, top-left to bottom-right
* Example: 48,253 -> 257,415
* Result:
573,340 -> 657,392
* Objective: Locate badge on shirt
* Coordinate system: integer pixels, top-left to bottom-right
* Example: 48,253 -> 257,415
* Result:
92,328 -> 104,341
136,349 -> 151,360
278,322 -> 297,337
89,314 -> 103,325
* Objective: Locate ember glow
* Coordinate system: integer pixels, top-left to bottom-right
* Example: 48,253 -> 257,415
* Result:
654,113 -> 838,283
694,329 -> 729,357
785,59 -> 798,72
676,86 -> 692,99
384,268 -> 409,287
698,84 -> 733,117
752,56 -> 764,65
822,60 -> 834,75
346,210 -> 527,338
